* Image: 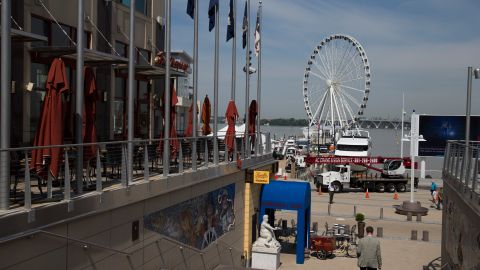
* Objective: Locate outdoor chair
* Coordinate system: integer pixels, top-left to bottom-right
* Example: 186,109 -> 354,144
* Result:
105,144 -> 122,179
146,144 -> 159,171
10,152 -> 43,201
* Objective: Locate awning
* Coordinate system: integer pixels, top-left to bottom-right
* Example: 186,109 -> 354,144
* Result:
115,64 -> 188,79
30,46 -> 128,65
0,28 -> 48,43
259,180 -> 311,264
11,28 -> 48,43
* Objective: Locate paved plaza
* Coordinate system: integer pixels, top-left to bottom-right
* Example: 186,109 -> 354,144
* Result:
275,181 -> 442,269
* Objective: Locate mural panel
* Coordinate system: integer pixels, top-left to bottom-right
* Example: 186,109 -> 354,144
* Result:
144,184 -> 236,249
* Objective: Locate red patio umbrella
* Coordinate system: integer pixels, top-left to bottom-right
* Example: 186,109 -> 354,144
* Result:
31,58 -> 69,178
82,67 -> 98,163
185,102 -> 199,138
225,100 -> 239,155
248,100 -> 258,147
201,95 -> 212,135
170,85 -> 179,159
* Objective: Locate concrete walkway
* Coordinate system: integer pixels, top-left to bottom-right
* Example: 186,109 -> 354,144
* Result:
275,184 -> 442,269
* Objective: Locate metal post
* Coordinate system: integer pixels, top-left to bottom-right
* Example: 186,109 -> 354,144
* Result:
231,0 -> 237,100
400,92 -> 405,158
256,2 -> 262,157
0,0 -> 12,210
163,0 -> 171,176
127,0 -> 136,182
24,152 -> 32,211
76,0 -> 85,194
192,0 -> 199,171
213,5 -> 219,165
244,0 -> 251,159
465,66 -> 473,179
466,67 -> 473,149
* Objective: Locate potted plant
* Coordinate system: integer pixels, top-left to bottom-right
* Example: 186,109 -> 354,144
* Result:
355,213 -> 366,238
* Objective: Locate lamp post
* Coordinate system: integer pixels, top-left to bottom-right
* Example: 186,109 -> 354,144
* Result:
465,67 -> 480,149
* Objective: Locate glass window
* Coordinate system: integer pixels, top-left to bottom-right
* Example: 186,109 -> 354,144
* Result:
115,41 -> 128,58
119,0 -> 147,15
51,23 -> 73,46
137,48 -> 150,65
113,101 -> 124,135
31,16 -> 49,47
115,77 -> 126,98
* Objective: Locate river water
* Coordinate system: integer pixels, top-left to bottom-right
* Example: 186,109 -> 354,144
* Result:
261,125 -> 444,178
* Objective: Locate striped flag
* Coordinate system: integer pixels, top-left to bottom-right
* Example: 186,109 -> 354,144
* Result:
242,1 -> 248,49
254,7 -> 261,56
226,0 -> 235,41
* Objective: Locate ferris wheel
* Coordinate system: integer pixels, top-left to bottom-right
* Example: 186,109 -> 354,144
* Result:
303,34 -> 371,130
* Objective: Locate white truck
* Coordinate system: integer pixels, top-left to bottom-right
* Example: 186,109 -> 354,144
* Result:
314,159 -> 414,193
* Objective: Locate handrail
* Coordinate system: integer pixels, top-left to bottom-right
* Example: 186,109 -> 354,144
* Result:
0,132 -> 272,152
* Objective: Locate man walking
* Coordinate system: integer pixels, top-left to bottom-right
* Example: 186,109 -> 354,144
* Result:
328,182 -> 335,204
357,226 -> 382,270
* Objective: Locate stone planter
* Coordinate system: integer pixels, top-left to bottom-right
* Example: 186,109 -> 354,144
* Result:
357,221 -> 366,239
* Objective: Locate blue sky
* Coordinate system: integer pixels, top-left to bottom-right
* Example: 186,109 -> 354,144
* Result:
170,0 -> 480,120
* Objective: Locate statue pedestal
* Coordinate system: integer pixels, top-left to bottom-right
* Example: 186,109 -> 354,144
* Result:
251,246 -> 281,270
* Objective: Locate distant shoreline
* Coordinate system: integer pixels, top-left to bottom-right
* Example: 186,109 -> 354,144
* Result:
260,118 -> 308,127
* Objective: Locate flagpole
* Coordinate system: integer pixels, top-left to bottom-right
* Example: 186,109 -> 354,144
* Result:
213,5 -> 220,165
245,0 -> 251,159
76,0 -> 85,193
231,0 -> 237,100
192,0 -> 199,171
127,0 -> 135,184
163,0 -> 171,176
256,1 -> 262,155
0,0 -> 11,209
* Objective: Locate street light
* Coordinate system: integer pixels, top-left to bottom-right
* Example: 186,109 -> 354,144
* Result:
466,67 -> 480,148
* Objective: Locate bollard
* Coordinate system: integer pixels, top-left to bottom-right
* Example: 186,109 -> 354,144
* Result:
416,213 -> 422,222
377,227 -> 383,238
422,231 -> 429,242
353,205 -> 357,217
380,208 -> 383,220
328,204 -> 331,216
407,212 -> 412,221
411,230 -> 417,240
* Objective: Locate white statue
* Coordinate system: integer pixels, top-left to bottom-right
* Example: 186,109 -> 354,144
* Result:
253,215 -> 281,248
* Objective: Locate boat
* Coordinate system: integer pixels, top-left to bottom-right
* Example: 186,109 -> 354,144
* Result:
334,129 -> 372,171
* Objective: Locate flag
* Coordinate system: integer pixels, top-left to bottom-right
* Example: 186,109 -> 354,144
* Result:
208,0 -> 219,32
254,7 -> 261,56
226,0 -> 235,41
187,0 -> 194,19
242,1 -> 248,49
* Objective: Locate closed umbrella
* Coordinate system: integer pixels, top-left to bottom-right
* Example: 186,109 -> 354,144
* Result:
170,86 -> 179,159
201,95 -> 212,135
82,67 -> 98,163
225,100 -> 239,155
248,100 -> 258,148
185,103 -> 198,138
31,58 -> 69,178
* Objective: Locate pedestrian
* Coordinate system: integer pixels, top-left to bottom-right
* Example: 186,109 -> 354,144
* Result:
357,226 -> 382,270
328,182 -> 335,204
430,181 -> 437,197
431,188 -> 438,208
437,187 -> 443,210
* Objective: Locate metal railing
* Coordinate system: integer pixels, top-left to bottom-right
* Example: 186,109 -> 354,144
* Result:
0,132 -> 272,211
442,140 -> 480,195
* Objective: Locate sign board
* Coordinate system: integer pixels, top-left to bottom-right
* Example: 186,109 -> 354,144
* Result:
418,115 -> 480,156
411,113 -> 420,157
253,171 -> 270,184
305,156 -> 382,165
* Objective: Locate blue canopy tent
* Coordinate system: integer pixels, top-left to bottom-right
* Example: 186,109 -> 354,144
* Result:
259,180 -> 311,264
